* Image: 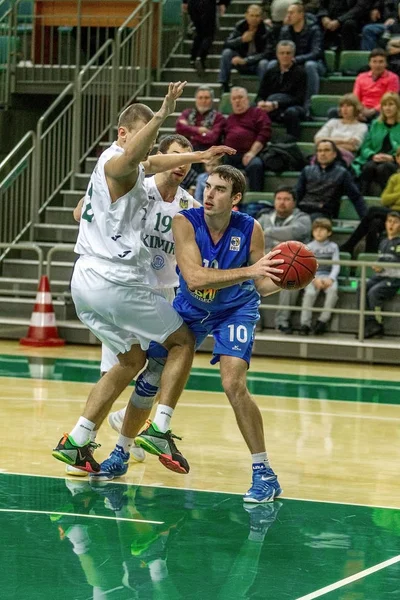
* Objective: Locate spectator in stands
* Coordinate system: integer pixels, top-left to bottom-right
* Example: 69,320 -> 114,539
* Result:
183,0 -> 231,74
255,40 -> 307,138
176,86 -> 226,159
296,139 -> 367,220
224,87 -> 271,191
218,4 -> 274,92
314,94 -> 368,163
299,218 -> 340,335
386,37 -> 400,78
341,145 -> 400,255
361,1 -> 399,51
318,0 -> 371,50
352,92 -> 400,195
258,186 -> 312,334
263,0 -> 296,35
357,210 -> 400,338
194,156 -> 222,202
278,3 -> 325,113
353,49 -> 400,121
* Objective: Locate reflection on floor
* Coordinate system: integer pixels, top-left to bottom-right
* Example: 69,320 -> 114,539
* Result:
1,473 -> 399,600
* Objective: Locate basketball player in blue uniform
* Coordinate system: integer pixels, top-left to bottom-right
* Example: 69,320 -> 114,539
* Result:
101,165 -> 286,503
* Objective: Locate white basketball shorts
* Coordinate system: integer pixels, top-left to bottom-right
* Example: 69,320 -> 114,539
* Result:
71,259 -> 182,356
100,286 -> 176,372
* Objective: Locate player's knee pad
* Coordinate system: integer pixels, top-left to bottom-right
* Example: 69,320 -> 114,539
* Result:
130,391 -> 155,410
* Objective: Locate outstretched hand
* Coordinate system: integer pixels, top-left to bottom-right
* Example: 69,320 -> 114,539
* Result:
158,81 -> 187,119
200,145 -> 237,162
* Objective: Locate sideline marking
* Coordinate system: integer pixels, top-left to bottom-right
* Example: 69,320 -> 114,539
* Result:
295,555 -> 400,599
0,507 -> 163,524
1,472 -> 399,511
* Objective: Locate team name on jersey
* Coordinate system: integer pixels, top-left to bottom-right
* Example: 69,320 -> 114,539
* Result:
142,234 -> 175,255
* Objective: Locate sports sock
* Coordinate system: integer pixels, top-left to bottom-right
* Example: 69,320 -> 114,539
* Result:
251,452 -> 270,469
152,404 -> 174,433
69,417 -> 96,446
116,435 -> 134,454
89,430 -> 97,442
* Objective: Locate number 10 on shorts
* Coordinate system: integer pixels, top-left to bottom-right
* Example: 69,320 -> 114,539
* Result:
228,324 -> 248,343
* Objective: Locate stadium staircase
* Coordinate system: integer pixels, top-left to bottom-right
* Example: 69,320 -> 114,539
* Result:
1,0 -> 400,362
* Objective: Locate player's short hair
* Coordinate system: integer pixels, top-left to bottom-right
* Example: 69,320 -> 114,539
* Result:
158,134 -> 193,154
195,85 -> 215,100
274,185 -> 296,201
118,103 -> 154,130
212,165 -> 246,197
289,2 -> 304,14
312,217 -> 332,232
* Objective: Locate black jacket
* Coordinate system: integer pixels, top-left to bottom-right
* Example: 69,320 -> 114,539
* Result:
224,19 -> 275,64
279,22 -> 324,63
295,161 -> 367,219
317,0 -> 371,23
256,63 -> 307,108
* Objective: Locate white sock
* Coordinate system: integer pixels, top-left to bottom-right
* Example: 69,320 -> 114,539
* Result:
116,434 -> 134,453
153,404 -> 174,433
70,417 -> 96,446
89,430 -> 97,442
251,452 -> 270,469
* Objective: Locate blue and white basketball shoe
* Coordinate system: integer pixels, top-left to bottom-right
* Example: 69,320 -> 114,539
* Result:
243,464 -> 282,503
90,445 -> 130,481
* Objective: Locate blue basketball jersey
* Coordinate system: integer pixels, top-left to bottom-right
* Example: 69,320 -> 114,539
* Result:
177,207 -> 260,312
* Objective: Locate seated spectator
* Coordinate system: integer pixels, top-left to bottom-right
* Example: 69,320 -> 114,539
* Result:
386,37 -> 400,78
263,0 -> 296,35
277,3 -> 325,113
341,145 -> 400,255
257,185 -> 312,334
361,1 -> 399,51
318,0 -> 371,50
353,49 -> 399,121
296,139 -> 367,220
176,86 -> 226,155
352,92 -> 400,195
218,4 -> 274,92
357,210 -> 400,338
315,94 -> 368,163
256,40 -> 307,138
299,218 -> 340,335
224,87 -> 272,191
194,157 -> 222,202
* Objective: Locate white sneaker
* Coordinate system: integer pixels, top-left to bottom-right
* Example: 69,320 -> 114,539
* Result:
131,446 -> 146,462
65,464 -> 87,477
108,410 -> 146,462
108,409 -> 125,433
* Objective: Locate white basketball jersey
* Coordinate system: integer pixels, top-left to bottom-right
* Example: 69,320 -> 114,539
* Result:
143,176 -> 195,288
74,142 -> 151,285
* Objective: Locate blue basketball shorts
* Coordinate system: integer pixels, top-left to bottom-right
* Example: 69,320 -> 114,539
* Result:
148,295 -> 260,366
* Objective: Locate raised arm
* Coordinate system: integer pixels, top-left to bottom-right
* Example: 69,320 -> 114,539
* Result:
73,197 -> 85,222
143,145 -> 236,175
173,214 -> 283,291
104,82 -> 186,183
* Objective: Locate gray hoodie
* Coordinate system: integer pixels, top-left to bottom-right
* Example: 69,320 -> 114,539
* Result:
258,207 -> 312,251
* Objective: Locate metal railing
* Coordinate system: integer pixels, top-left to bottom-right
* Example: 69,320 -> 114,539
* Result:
157,0 -> 185,79
0,0 -> 16,108
259,258 -> 400,342
0,131 -> 36,251
0,241 -> 43,280
46,243 -> 75,281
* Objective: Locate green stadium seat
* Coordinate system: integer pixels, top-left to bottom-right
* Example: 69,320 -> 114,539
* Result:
297,142 -> 315,158
324,50 -> 336,73
17,0 -> 33,32
356,253 -> 380,277
339,252 -> 352,278
243,192 -> 274,204
310,95 -> 341,119
338,198 -> 359,220
338,51 -> 369,75
364,196 -> 382,209
219,92 -> 256,115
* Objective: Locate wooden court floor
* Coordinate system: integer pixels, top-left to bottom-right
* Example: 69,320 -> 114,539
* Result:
0,340 -> 399,599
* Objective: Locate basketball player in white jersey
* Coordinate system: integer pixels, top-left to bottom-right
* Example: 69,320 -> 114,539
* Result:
52,81 -> 235,475
66,133 -> 200,476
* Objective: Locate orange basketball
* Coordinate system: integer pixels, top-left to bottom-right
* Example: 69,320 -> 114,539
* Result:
273,241 -> 318,290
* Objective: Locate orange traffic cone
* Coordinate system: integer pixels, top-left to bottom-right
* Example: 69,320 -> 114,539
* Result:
20,275 -> 65,347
